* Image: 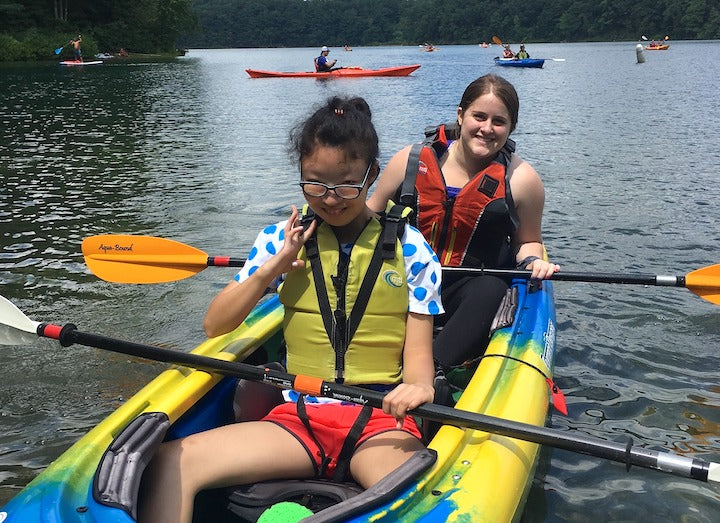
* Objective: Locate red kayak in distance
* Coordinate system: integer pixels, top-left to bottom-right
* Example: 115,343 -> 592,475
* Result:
246,64 -> 420,78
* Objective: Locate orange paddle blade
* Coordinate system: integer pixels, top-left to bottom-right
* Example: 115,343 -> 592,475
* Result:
81,235 -> 210,283
492,36 -> 503,45
685,264 -> 720,305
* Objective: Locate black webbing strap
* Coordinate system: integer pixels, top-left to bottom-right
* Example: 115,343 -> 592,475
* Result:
296,395 -> 331,477
501,137 -> 516,159
332,405 -> 374,482
380,204 -> 405,260
346,236 -> 387,344
304,226 -> 337,362
346,207 -> 405,343
398,143 -> 423,208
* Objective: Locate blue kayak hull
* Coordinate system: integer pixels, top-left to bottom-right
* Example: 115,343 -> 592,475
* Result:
494,58 -> 545,68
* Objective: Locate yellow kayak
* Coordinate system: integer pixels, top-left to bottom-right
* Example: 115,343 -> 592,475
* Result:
1,275 -> 557,522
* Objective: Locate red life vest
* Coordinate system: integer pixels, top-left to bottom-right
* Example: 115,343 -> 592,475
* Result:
397,123 -> 519,268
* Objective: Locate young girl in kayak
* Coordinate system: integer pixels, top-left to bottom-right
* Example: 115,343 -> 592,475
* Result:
139,96 -> 442,523
368,74 -> 559,369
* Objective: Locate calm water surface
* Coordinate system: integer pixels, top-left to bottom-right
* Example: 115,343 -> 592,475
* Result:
1,42 -> 720,520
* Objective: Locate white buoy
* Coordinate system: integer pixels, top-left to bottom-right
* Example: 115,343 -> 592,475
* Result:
636,43 -> 645,63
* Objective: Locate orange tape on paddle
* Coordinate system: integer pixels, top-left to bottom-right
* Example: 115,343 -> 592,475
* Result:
293,375 -> 323,395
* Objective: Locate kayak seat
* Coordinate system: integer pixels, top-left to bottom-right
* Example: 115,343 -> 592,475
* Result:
93,411 -> 171,520
218,447 -> 436,523
198,363 -> 436,522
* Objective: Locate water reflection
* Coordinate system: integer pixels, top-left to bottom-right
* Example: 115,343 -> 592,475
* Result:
1,43 -> 720,518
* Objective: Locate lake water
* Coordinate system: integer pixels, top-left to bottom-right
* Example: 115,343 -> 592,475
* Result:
1,41 -> 720,521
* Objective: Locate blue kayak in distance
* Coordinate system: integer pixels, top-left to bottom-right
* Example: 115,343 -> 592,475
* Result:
494,57 -> 545,68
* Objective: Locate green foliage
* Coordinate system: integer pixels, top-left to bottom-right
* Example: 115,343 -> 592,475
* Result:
1,0 -> 717,61
0,0 -> 196,61
0,28 -> 96,61
183,0 -> 719,48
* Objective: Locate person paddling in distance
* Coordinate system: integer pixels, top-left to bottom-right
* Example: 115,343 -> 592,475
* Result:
70,34 -> 83,62
138,96 -> 443,523
368,74 -> 559,370
314,45 -> 337,71
515,44 -> 530,59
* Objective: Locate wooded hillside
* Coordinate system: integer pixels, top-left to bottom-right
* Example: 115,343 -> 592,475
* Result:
184,0 -> 719,47
1,0 -> 717,61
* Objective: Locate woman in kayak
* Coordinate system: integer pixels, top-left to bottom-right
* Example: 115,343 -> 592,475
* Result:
368,74 -> 559,370
139,96 -> 442,523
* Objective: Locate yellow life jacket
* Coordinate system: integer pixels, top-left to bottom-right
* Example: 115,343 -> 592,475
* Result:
280,203 -> 410,385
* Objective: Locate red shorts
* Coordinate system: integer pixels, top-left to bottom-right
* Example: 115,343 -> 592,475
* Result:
262,401 -> 422,478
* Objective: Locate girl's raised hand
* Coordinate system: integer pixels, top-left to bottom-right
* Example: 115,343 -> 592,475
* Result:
279,205 -> 316,271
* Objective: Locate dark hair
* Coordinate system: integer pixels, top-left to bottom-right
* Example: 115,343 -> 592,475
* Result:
290,96 -> 379,165
458,74 -> 519,132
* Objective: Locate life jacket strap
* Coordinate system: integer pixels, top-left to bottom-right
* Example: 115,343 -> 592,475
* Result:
296,395 -> 331,477
332,405 -> 373,482
398,143 -> 423,216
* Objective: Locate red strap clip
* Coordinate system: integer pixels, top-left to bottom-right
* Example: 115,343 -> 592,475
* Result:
546,378 -> 568,416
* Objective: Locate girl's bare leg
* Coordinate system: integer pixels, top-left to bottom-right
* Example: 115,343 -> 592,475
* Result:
139,421 -> 314,523
349,430 -> 426,488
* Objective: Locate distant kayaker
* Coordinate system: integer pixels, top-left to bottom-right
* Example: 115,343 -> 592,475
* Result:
69,34 -> 82,62
516,44 -> 530,59
139,96 -> 442,523
369,74 -> 559,369
314,45 -> 337,71
502,44 -> 514,58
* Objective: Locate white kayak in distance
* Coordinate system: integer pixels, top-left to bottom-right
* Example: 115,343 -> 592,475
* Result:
59,60 -> 103,66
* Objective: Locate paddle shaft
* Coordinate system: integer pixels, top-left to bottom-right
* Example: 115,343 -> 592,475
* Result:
443,267 -> 687,287
35,321 -> 717,484
204,258 -> 689,288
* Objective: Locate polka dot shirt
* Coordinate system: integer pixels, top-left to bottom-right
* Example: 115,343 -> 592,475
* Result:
235,220 -> 444,316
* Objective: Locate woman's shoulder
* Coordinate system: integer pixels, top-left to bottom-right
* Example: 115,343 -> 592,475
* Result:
386,144 -> 414,165
508,153 -> 539,180
508,154 -> 544,199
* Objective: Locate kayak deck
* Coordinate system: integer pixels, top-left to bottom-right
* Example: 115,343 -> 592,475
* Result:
1,278 -> 557,522
348,278 -> 557,521
246,64 -> 421,78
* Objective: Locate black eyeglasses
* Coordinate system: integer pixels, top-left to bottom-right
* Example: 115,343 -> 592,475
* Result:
299,162 -> 373,200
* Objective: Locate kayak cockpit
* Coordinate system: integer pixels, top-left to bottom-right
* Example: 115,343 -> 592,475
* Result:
92,374 -> 436,522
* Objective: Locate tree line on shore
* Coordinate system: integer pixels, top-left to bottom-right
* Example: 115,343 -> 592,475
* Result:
185,0 -> 719,47
1,0 -> 717,61
0,0 -> 196,61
